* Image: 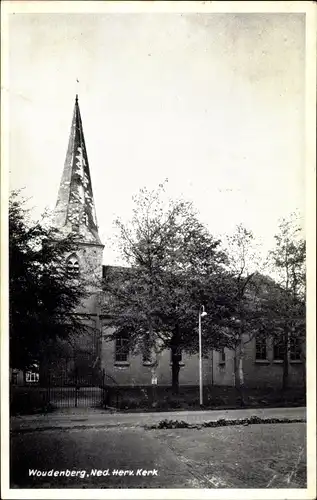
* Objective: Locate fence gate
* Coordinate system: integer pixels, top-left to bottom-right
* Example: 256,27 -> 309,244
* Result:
45,353 -> 105,408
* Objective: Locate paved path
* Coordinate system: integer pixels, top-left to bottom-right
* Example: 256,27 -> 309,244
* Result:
10,427 -> 199,488
9,423 -> 306,489
10,407 -> 306,432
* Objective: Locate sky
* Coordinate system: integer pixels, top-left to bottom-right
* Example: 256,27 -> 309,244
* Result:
7,10 -> 306,265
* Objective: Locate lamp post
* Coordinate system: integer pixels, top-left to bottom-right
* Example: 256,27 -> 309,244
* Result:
198,305 -> 207,406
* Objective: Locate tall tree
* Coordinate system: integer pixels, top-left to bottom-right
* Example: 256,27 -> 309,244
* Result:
103,184 -> 231,394
9,191 -> 87,371
220,224 -> 266,404
266,213 -> 306,389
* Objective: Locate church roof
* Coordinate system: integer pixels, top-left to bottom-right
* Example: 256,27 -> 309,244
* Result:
54,95 -> 103,246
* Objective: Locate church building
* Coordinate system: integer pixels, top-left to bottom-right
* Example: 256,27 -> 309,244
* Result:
50,96 -> 305,393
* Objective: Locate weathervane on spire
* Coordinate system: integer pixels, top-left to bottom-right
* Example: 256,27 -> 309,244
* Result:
76,78 -> 79,103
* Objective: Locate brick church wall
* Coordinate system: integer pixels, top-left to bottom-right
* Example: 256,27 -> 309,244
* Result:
212,337 -> 305,388
101,324 -> 214,387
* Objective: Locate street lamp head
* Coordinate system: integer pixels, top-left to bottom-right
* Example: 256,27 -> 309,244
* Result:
200,305 -> 207,317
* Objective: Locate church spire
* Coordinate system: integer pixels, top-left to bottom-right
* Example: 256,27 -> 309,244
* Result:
54,95 -> 102,245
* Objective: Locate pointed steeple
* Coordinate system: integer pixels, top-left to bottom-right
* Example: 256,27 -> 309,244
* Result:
54,95 -> 102,245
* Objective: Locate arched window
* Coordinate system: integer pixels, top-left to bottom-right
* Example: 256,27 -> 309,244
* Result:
66,255 -> 80,277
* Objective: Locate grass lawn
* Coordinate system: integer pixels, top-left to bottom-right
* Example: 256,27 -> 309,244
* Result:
108,385 -> 306,411
10,384 -> 306,414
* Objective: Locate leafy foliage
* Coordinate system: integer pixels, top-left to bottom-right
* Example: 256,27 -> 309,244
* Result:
217,224 -> 270,398
264,213 -> 306,389
146,416 -> 305,430
104,188 -> 306,395
268,214 -> 306,343
103,184 -> 233,390
221,224 -> 266,340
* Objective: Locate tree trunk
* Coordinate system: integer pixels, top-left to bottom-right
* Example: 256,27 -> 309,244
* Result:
234,340 -> 246,406
171,325 -> 181,395
171,356 -> 180,395
150,365 -> 158,407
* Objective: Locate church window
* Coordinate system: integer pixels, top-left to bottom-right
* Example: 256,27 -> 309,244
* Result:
66,255 -> 80,277
219,347 -> 226,364
273,339 -> 284,361
115,334 -> 129,362
255,337 -> 267,360
290,336 -> 302,361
